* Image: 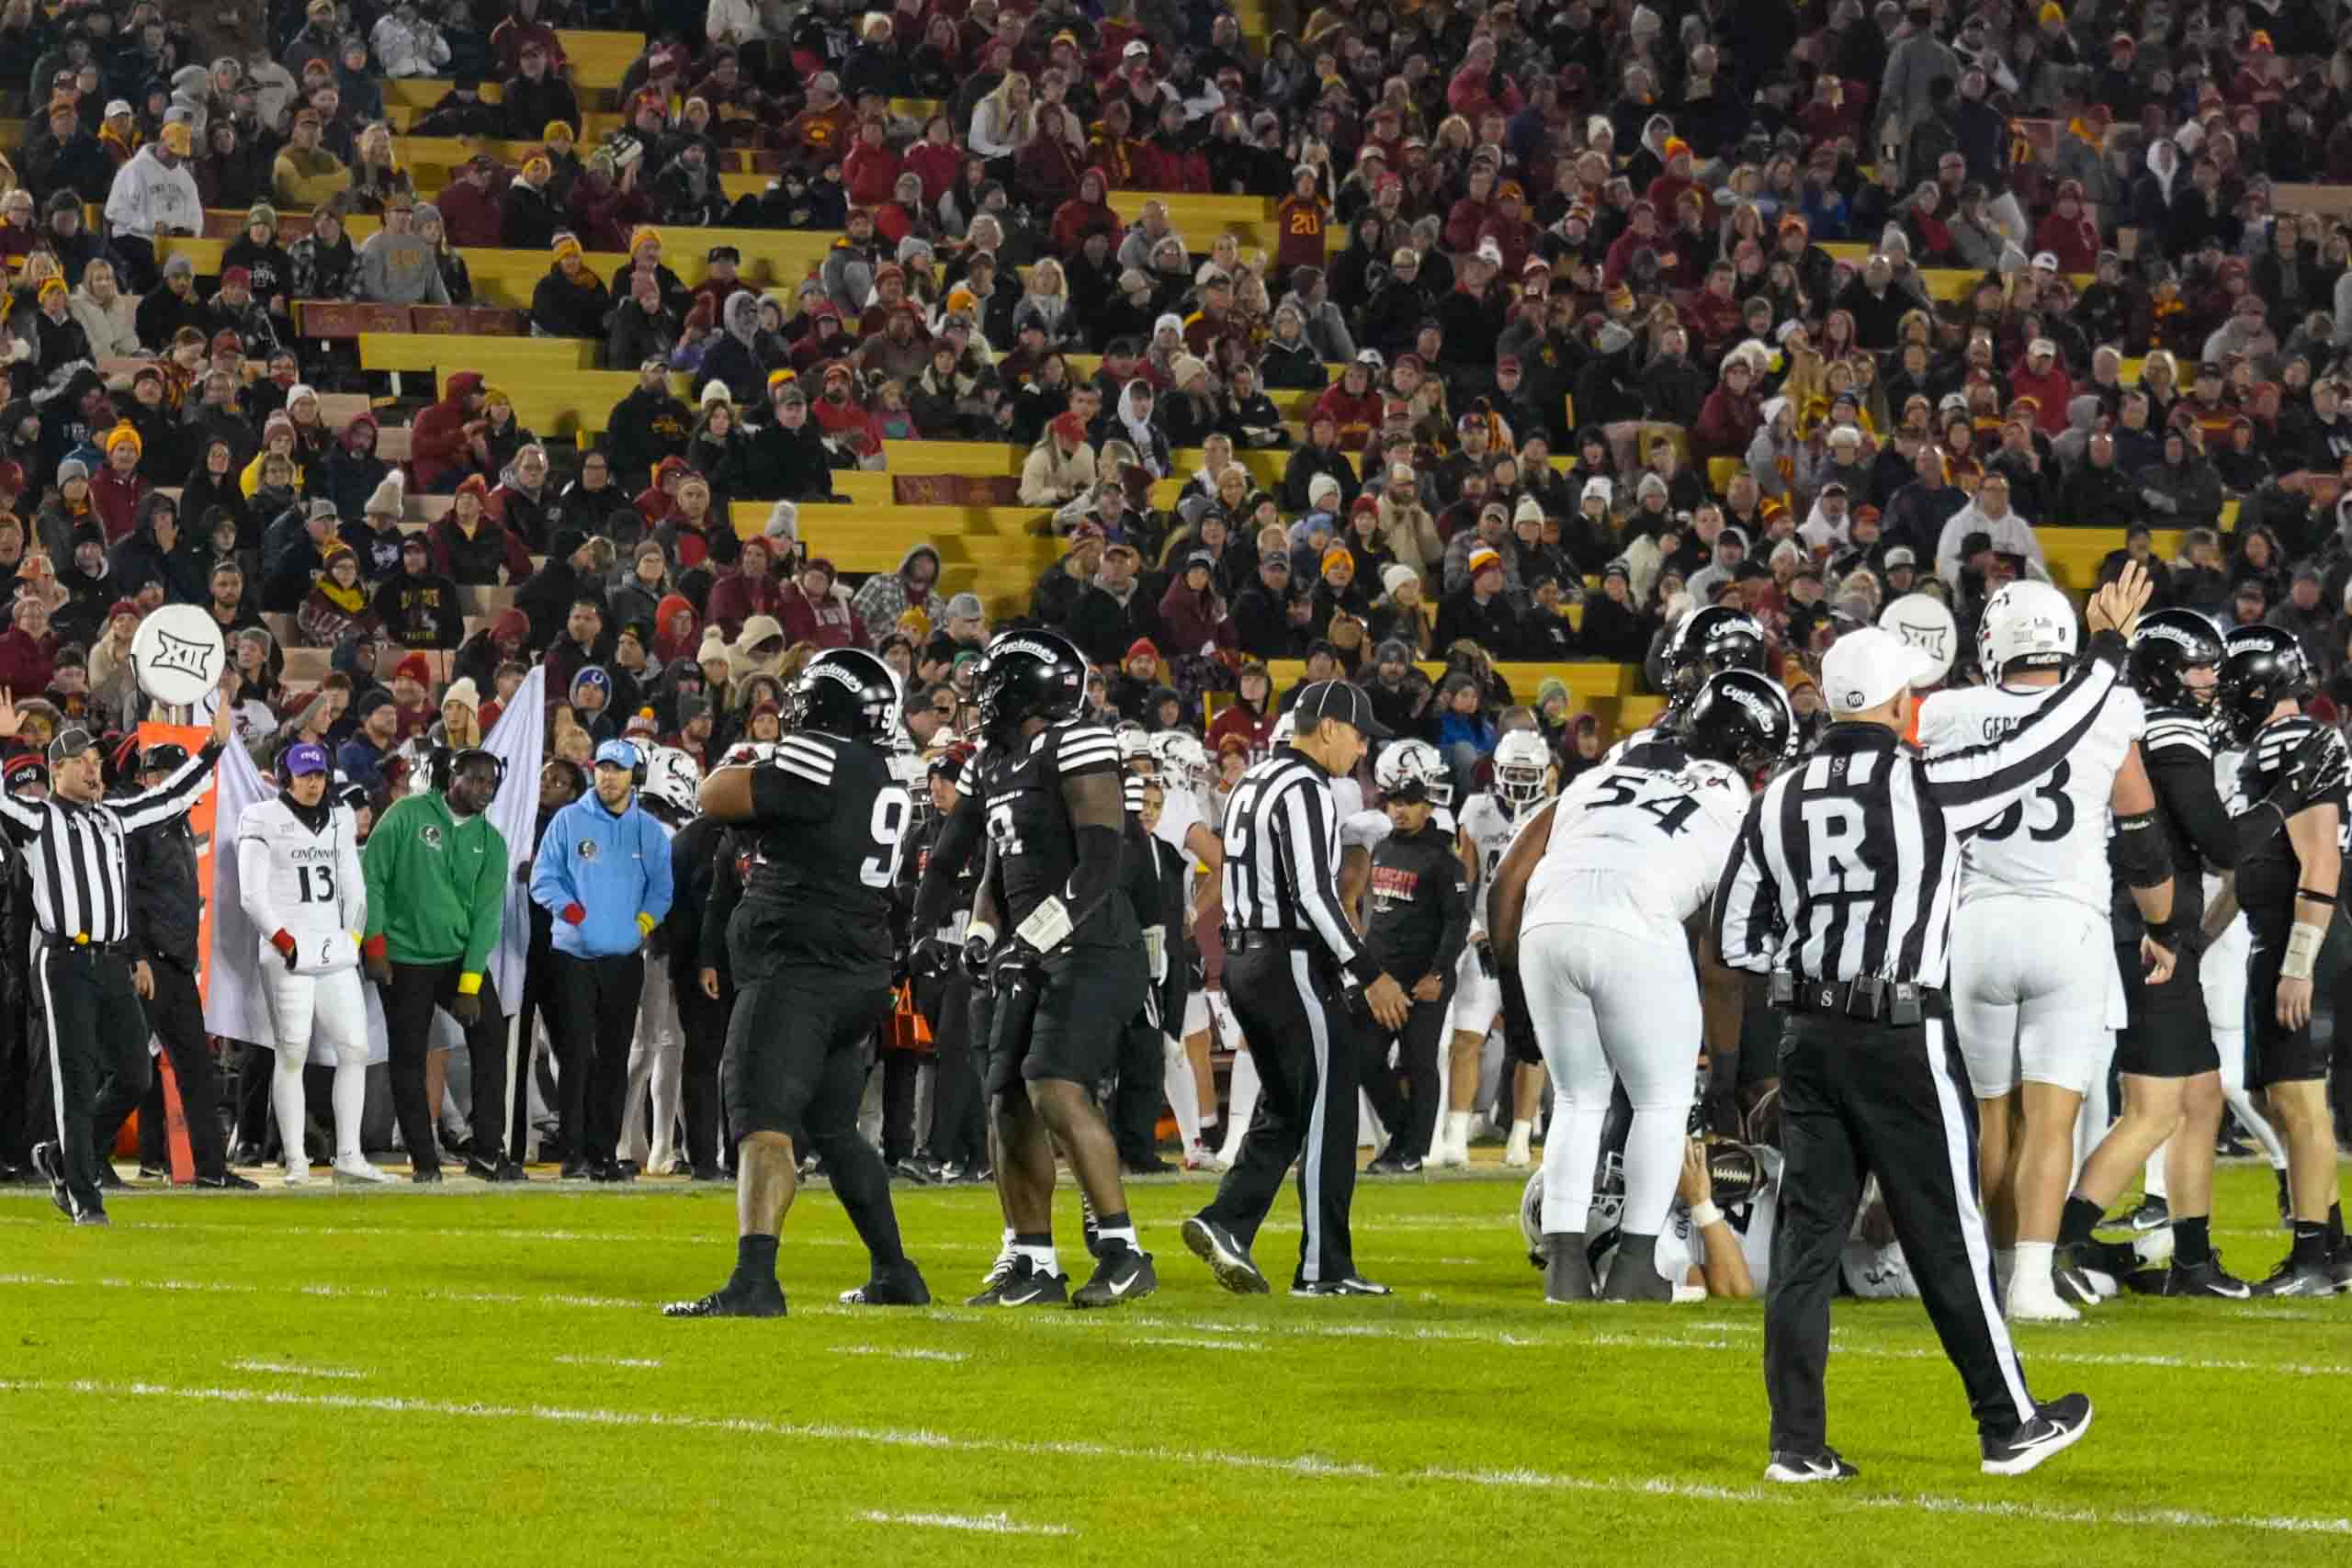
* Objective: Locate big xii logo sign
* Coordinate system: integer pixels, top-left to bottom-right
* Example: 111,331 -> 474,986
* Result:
148,628 -> 218,682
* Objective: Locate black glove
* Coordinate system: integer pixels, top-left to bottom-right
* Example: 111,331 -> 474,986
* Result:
912,935 -> 958,982
988,939 -> 1045,996
960,933 -> 996,987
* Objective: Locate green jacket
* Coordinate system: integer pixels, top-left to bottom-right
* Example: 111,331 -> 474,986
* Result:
361,791 -> 509,976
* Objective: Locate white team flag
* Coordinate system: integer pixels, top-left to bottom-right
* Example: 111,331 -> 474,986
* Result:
480,662 -> 546,1008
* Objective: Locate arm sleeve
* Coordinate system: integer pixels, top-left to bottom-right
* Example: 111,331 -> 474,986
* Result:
2146,738 -> 2288,871
639,814 -> 674,923
1056,767 -> 1126,940
460,822 -> 507,978
341,811 -> 367,933
1711,799 -> 1782,973
527,806 -> 576,914
107,741 -> 223,832
1429,846 -> 1473,978
1273,774 -> 1376,981
0,788 -> 44,836
1923,636 -> 2123,832
236,823 -> 280,936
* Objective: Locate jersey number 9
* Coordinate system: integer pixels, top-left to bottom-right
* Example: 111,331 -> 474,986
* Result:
862,787 -> 911,889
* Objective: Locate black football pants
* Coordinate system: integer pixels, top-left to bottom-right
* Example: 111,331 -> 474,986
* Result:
550,951 -> 645,1168
34,943 -> 151,1212
93,959 -> 228,1180
382,961 -> 510,1174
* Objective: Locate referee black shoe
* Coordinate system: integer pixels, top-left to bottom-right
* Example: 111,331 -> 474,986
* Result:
30,1141 -> 71,1219
197,1171 -> 261,1191
1981,1393 -> 2094,1476
2249,1255 -> 2335,1298
2159,1255 -> 2252,1298
985,1256 -> 1069,1308
1073,1247 -> 1158,1308
1182,1215 -> 1271,1294
466,1156 -> 527,1183
839,1260 -> 933,1306
1763,1447 -> 1858,1483
662,1280 -> 788,1318
1292,1275 -> 1393,1298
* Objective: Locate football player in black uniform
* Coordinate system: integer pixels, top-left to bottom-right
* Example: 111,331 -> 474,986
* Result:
912,629 -> 1157,1308
663,651 -> 932,1319
2209,627 -> 2352,1296
2057,614 -> 2337,1297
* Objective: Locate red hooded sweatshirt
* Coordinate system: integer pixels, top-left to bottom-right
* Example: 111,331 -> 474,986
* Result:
1049,168 -> 1121,255
409,370 -> 485,492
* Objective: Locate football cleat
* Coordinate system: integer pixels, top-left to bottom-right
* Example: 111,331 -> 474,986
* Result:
410,1165 -> 445,1184
2101,1194 -> 2168,1234
839,1261 -> 932,1306
662,1280 -> 788,1318
983,1256 -> 1069,1308
1072,1247 -> 1159,1308
966,1247 -> 1020,1306
1600,1235 -> 1675,1303
1292,1275 -> 1392,1297
282,1162 -> 311,1188
2159,1256 -> 2252,1298
2249,1256 -> 2336,1298
1182,1215 -> 1271,1295
1765,1448 -> 1859,1483
30,1141 -> 72,1219
1363,1152 -> 1422,1175
74,1209 -> 111,1227
1982,1393 -> 2094,1476
2328,1243 -> 2352,1295
1182,1144 -> 1227,1173
197,1170 -> 261,1191
1544,1233 -> 1596,1303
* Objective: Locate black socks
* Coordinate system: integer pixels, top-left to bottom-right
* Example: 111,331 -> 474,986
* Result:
734,1232 -> 781,1289
2059,1195 -> 2103,1249
2172,1215 -> 2211,1269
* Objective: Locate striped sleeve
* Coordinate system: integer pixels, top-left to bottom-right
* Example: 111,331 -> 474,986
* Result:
954,738 -> 989,799
1054,722 -> 1120,778
1711,790 -> 1782,973
1272,770 -> 1370,978
1923,649 -> 2120,832
2141,714 -> 2213,760
771,733 -> 839,787
107,741 -> 220,833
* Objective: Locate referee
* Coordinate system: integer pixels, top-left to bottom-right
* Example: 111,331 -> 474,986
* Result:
10,675 -> 234,1226
1711,562 -> 2152,1483
1182,681 -> 1408,1298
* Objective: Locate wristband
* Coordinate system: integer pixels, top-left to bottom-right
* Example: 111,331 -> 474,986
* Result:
2144,916 -> 2186,950
561,903 -> 586,925
362,932 -> 388,961
2296,888 -> 2339,907
457,971 -> 482,996
1690,1200 -> 1724,1228
635,911 -> 657,937
269,928 -> 297,957
2283,920 -> 2325,982
965,920 -> 998,951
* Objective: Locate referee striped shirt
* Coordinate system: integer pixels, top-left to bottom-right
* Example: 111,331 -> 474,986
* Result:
1712,647 -> 2124,988
0,745 -> 220,945
1219,750 -> 1380,984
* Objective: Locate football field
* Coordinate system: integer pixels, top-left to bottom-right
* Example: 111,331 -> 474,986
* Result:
3,1160 -> 2346,1566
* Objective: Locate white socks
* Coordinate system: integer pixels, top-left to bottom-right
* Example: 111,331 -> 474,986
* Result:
272,1052 -> 308,1175
1015,1240 -> 1060,1278
2012,1241 -> 2055,1300
2144,1139 -> 2169,1201
1162,1036 -> 1202,1151
333,1050 -> 367,1163
1218,1049 -> 1261,1164
1503,1118 -> 1532,1166
1441,1109 -> 1474,1162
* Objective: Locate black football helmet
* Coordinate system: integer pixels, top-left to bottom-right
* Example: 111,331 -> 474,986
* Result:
1680,669 -> 1797,775
2129,608 -> 2223,711
2215,625 -> 2310,746
1663,606 -> 1769,721
975,628 -> 1088,737
786,647 -> 902,745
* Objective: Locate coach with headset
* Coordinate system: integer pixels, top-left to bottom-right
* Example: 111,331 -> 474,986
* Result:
363,746 -> 517,1184
531,739 -> 674,1182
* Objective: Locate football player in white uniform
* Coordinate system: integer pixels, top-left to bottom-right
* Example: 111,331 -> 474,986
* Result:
1435,727 -> 1553,1168
1147,730 -> 1231,1169
236,740 -> 386,1186
1490,671 -> 1795,1302
620,744 -> 703,1175
1915,581 -> 2178,1322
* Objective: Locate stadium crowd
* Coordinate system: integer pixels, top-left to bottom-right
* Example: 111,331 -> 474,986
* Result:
0,0 -> 2347,1279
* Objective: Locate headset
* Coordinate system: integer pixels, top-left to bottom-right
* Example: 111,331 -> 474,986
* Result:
431,744 -> 508,795
599,739 -> 650,788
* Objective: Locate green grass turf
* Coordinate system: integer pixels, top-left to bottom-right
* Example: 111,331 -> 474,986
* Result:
2,1158 -> 2346,1566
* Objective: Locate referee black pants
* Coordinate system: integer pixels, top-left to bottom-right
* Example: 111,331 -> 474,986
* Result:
549,951 -> 645,1168
35,944 -> 151,1210
91,959 -> 227,1180
1199,946 -> 1362,1286
381,961 -> 510,1175
1767,1006 -> 2040,1453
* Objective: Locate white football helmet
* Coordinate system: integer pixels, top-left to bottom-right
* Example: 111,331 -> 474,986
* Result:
1151,730 -> 1212,790
1373,738 -> 1451,805
1114,721 -> 1156,773
1976,579 -> 2076,678
1491,729 -> 1554,813
640,744 -> 703,818
718,741 -> 775,769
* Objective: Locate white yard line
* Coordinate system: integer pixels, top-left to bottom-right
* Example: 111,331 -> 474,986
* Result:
553,1355 -> 663,1370
226,1359 -> 367,1381
0,1375 -> 2342,1539
853,1510 -> 1071,1537
1132,1336 -> 1268,1352
831,1347 -> 968,1363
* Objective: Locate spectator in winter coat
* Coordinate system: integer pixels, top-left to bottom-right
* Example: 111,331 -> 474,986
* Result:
775,559 -> 864,649
849,544 -> 944,644
703,535 -> 789,642
107,493 -> 202,605
372,535 -> 466,648
429,477 -> 534,585
408,370 -> 486,493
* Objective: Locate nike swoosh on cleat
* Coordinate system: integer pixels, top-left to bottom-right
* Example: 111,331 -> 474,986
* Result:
1107,1272 -> 1140,1298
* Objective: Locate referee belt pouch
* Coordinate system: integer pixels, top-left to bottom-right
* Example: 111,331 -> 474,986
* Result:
1775,976 -> 1938,1024
1220,929 -> 1316,955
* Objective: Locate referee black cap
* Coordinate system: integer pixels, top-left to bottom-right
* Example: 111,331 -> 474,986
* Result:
48,726 -> 99,767
1292,680 -> 1390,739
